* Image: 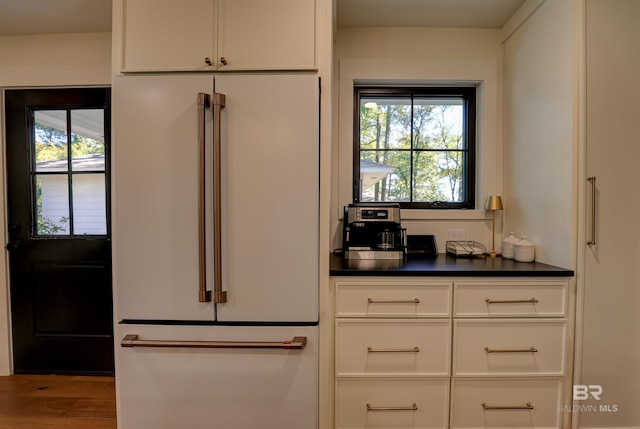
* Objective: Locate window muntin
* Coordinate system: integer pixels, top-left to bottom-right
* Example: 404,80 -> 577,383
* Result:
354,87 -> 476,209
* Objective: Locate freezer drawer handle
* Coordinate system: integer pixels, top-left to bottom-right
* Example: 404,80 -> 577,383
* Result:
367,403 -> 418,412
121,334 -> 307,350
367,298 -> 420,304
484,346 -> 538,353
367,346 -> 420,353
482,402 -> 534,411
485,297 -> 538,304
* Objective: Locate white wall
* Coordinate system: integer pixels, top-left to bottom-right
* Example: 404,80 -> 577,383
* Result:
0,32 -> 111,375
332,27 -> 504,252
502,0 -> 576,268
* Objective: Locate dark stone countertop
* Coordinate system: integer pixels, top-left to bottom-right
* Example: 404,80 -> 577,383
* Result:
329,253 -> 574,277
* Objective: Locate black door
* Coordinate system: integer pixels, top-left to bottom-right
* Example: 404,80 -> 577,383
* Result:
5,88 -> 113,375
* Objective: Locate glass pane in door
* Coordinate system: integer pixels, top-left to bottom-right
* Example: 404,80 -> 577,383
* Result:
71,109 -> 105,171
72,174 -> 107,235
34,110 -> 68,172
36,175 -> 70,235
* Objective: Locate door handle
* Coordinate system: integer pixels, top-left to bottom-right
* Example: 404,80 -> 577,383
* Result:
6,240 -> 23,251
212,93 -> 226,304
197,93 -> 212,303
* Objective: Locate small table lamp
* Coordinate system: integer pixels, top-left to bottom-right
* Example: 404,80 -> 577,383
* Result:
485,196 -> 503,257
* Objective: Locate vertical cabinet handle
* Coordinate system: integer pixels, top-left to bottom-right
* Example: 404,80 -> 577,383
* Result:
212,93 -> 227,304
197,94 -> 212,302
587,176 -> 596,246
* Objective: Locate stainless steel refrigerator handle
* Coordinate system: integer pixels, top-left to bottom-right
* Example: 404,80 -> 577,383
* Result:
212,93 -> 227,304
121,334 -> 307,350
197,93 -> 212,303
587,176 -> 596,246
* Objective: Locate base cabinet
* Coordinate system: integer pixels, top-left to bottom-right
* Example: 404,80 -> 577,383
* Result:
332,277 -> 571,429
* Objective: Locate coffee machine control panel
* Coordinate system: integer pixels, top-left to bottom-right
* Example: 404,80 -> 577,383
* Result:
349,206 -> 401,223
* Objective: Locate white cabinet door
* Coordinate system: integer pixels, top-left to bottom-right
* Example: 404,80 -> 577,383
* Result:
116,324 -> 318,429
217,0 -> 316,70
582,0 -> 640,426
121,0 -> 216,72
120,0 -> 316,72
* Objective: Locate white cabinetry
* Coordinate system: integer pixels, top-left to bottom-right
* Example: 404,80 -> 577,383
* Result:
450,280 -> 569,429
332,277 -> 571,429
121,0 -> 316,72
579,1 -> 640,426
334,279 -> 452,429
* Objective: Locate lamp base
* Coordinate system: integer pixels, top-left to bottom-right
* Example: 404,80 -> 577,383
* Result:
489,251 -> 499,258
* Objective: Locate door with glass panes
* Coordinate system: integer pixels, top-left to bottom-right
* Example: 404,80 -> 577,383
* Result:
5,88 -> 113,374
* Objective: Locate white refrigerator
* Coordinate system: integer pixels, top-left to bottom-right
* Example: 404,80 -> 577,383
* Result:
112,73 -> 320,429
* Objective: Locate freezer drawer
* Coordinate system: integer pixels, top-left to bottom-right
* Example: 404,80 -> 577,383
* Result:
115,324 -> 318,429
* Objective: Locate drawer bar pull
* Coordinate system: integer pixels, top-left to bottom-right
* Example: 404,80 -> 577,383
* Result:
482,402 -> 534,411
367,403 -> 418,411
368,346 -> 420,353
485,346 -> 538,353
121,334 -> 307,349
485,297 -> 539,304
368,298 -> 420,304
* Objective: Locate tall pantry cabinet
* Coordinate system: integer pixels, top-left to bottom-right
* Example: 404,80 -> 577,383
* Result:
578,0 -> 640,426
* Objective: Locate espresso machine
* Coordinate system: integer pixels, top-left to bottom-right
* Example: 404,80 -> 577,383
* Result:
342,203 -> 405,260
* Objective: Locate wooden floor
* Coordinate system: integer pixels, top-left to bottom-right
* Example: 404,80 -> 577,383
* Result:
0,374 -> 116,429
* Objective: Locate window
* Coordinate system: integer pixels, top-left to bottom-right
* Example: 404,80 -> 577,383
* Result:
354,86 -> 476,209
32,108 -> 109,236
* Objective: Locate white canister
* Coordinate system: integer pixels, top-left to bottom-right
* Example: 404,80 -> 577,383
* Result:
514,236 -> 535,262
501,232 -> 519,259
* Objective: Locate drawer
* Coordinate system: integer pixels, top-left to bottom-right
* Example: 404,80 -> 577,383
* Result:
336,319 -> 451,376
335,281 -> 452,317
452,319 -> 566,376
336,378 -> 449,429
453,281 -> 567,317
451,378 -> 563,428
116,324 -> 318,429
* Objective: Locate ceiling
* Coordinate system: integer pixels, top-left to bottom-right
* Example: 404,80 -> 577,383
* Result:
0,0 -> 525,36
337,0 -> 527,28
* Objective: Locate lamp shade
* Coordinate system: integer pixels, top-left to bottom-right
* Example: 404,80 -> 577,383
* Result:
485,195 -> 503,211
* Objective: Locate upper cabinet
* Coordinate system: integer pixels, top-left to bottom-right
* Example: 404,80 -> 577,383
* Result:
121,0 -> 316,72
